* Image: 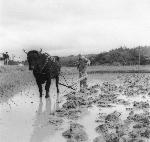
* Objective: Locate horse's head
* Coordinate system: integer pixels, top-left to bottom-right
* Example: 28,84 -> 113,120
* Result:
24,49 -> 42,70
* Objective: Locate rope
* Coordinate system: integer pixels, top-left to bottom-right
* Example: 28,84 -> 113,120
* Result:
60,72 -> 69,86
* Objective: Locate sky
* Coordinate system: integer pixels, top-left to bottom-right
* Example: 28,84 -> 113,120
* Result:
1,0 -> 150,60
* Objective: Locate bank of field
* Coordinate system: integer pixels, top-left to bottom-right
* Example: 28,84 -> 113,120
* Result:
0,66 -> 35,100
1,65 -> 150,98
62,65 -> 150,74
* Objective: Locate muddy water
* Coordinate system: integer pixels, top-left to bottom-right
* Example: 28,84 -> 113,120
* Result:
0,73 -> 150,142
78,105 -> 100,142
0,84 -> 67,142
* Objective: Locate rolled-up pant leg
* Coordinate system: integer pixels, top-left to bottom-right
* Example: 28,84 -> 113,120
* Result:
82,77 -> 87,88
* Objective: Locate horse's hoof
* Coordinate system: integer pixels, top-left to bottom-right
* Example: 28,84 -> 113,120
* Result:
45,95 -> 49,98
40,95 -> 42,98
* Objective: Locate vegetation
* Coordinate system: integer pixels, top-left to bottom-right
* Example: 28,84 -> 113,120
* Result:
0,66 -> 34,101
60,46 -> 150,67
90,46 -> 149,66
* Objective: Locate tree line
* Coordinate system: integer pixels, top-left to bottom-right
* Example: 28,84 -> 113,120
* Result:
90,46 -> 150,66
61,46 -> 150,66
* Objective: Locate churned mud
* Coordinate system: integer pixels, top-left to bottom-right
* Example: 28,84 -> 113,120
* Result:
0,73 -> 150,142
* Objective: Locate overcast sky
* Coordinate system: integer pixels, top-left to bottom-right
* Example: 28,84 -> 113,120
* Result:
1,0 -> 150,59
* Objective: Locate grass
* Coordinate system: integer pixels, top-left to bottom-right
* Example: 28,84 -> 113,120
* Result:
62,65 -> 150,74
0,65 -> 35,99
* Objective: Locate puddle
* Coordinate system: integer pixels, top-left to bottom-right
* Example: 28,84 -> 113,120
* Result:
0,84 -> 67,142
0,89 -> 37,142
78,105 -> 100,142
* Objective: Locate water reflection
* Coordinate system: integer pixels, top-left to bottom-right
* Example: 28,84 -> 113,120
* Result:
30,98 -> 52,142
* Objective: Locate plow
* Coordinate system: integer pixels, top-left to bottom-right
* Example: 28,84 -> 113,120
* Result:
58,69 -> 88,94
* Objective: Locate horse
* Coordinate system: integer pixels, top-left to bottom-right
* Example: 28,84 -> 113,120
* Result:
24,49 -> 61,102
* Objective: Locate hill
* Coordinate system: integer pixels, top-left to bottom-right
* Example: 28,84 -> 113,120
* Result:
60,46 -> 150,66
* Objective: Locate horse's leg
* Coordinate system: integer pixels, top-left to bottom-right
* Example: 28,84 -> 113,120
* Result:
45,79 -> 51,98
56,76 -> 60,103
37,82 -> 42,98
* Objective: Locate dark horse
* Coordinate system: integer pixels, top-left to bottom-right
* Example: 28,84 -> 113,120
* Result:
24,49 -> 61,101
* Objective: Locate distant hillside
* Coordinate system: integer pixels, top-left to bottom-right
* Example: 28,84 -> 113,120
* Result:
60,55 -> 78,67
60,46 -> 150,66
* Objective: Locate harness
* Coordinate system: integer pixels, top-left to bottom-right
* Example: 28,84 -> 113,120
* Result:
37,53 -> 56,75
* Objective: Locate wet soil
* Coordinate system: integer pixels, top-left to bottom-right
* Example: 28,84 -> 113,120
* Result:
0,73 -> 150,142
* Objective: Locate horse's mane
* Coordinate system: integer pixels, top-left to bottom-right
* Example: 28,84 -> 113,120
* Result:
28,50 -> 40,55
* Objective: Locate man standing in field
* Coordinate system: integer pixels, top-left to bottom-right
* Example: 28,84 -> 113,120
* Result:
3,52 -> 9,65
77,54 -> 90,92
4,52 -> 9,65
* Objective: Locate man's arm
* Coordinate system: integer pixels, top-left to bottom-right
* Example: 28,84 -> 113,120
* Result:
83,57 -> 91,66
87,59 -> 91,65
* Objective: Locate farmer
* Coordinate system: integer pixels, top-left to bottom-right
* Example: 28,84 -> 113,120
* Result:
3,52 -> 9,65
77,54 -> 90,92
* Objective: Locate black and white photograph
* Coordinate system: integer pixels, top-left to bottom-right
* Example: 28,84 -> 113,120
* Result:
0,0 -> 150,142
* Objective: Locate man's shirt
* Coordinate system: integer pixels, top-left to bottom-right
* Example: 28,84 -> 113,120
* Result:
77,57 -> 90,73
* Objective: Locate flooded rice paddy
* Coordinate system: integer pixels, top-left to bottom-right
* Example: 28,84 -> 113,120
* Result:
0,73 -> 150,142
